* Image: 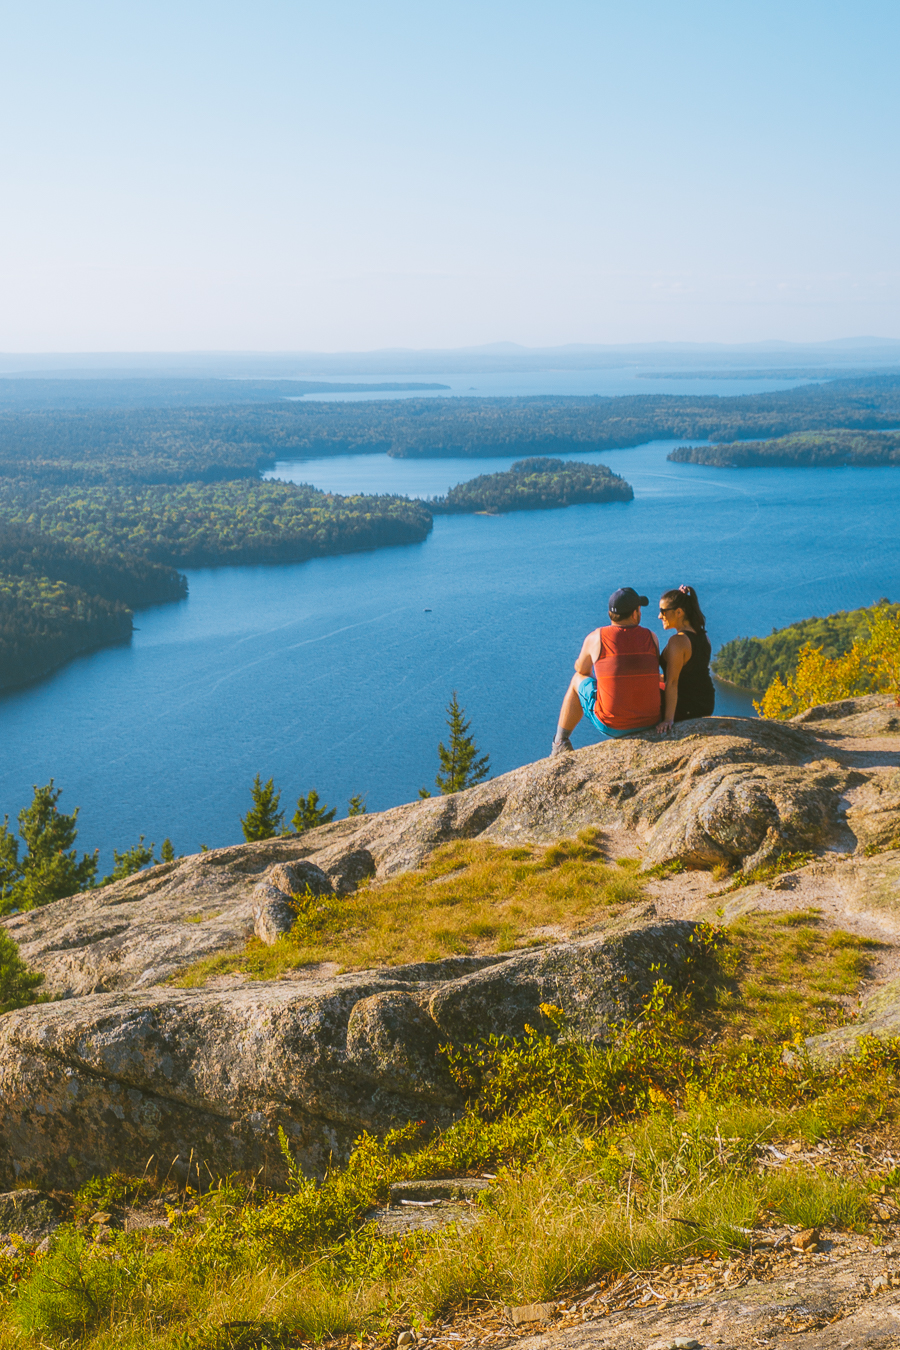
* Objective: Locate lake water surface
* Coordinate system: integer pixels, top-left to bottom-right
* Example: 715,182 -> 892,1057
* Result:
2,396 -> 898,867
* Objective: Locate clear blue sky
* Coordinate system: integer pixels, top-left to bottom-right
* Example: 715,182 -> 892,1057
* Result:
1,0 -> 897,351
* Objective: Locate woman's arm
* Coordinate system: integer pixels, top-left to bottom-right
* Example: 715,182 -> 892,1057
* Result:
658,633 -> 691,734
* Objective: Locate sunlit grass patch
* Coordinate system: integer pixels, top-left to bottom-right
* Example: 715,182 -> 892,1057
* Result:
176,830 -> 647,986
10,925 -> 900,1349
709,908 -> 881,1044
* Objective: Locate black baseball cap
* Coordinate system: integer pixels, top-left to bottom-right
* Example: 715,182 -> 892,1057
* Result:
609,586 -> 649,617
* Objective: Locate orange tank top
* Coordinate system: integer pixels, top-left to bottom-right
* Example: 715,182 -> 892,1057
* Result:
593,625 -> 661,729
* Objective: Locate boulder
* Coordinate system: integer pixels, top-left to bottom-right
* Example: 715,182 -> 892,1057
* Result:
0,1189 -> 62,1242
7,707 -> 891,998
251,861 -> 332,945
0,921 -> 699,1191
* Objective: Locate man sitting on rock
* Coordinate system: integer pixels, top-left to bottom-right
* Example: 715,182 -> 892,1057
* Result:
551,586 -> 661,755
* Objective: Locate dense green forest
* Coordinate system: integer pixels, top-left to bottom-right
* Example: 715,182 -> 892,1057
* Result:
0,482 -> 430,690
668,428 -> 900,468
711,600 -> 900,692
0,574 -> 132,692
1,372 -> 899,480
0,525 -> 186,691
430,457 -> 632,513
0,482 -> 433,571
0,524 -> 186,607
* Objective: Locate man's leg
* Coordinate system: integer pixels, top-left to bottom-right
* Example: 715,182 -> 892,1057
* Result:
552,673 -> 587,755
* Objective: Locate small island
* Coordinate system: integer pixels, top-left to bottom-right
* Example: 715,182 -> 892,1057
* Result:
430,457 -> 633,514
669,429 -> 900,469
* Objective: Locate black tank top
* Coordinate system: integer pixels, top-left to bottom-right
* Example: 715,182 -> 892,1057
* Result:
662,630 -> 715,720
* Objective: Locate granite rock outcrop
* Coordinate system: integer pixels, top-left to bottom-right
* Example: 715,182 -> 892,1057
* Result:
8,706 -> 897,1000
0,697 -> 898,1189
0,922 -> 699,1191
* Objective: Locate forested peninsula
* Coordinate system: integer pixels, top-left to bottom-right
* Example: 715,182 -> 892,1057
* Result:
0,483 -> 433,691
669,429 -> 900,468
0,458 -> 633,690
0,526 -> 186,691
0,482 -> 433,571
430,457 -> 632,513
712,600 -> 900,692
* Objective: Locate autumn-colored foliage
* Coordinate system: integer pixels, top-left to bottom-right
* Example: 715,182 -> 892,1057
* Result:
756,602 -> 900,719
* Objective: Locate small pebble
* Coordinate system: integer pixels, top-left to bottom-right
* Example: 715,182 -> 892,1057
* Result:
791,1226 -> 820,1251
397,1333 -> 416,1348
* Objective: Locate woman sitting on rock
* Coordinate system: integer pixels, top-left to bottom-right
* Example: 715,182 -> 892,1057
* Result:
657,585 -> 715,733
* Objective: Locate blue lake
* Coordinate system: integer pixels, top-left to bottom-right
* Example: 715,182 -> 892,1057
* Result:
2,434 -> 899,869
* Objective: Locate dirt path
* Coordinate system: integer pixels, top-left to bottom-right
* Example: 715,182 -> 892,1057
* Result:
400,1228 -> 900,1350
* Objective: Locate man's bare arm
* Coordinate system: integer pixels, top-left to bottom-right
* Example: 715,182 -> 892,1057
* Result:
573,630 -> 600,677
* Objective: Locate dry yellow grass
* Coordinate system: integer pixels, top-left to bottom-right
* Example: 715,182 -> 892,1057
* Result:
176,829 -> 647,986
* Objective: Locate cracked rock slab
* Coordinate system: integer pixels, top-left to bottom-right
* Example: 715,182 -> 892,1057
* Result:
0,922 -> 699,1191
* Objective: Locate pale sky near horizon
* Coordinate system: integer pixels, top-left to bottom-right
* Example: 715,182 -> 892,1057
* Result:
1,0 -> 898,352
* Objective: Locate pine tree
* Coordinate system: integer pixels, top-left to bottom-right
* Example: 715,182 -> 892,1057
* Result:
241,775 -> 284,841
101,837 -> 156,886
432,692 -> 490,795
292,789 -> 336,834
160,838 -> 176,863
2,782 -> 98,911
0,818 -> 19,907
347,794 -> 367,817
0,928 -> 44,1013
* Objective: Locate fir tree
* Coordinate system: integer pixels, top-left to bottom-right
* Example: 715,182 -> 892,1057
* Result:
292,789 -> 336,834
160,838 -> 176,863
241,775 -> 284,842
0,928 -> 44,1013
347,794 -> 368,817
0,781 -> 98,912
432,692 -> 490,795
101,837 -> 156,886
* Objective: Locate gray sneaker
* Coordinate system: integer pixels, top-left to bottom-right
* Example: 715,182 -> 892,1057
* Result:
550,734 -> 573,757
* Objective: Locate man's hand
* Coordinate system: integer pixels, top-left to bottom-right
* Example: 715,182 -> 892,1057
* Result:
656,719 -> 675,736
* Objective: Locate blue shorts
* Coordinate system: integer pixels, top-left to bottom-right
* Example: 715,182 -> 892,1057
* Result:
577,677 -> 658,739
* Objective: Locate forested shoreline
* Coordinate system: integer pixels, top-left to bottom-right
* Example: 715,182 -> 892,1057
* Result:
4,369 -> 900,693
1,372 -> 899,481
712,600 -> 900,692
669,428 -> 900,468
0,481 -> 433,571
0,527 -> 185,691
0,484 -> 433,691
